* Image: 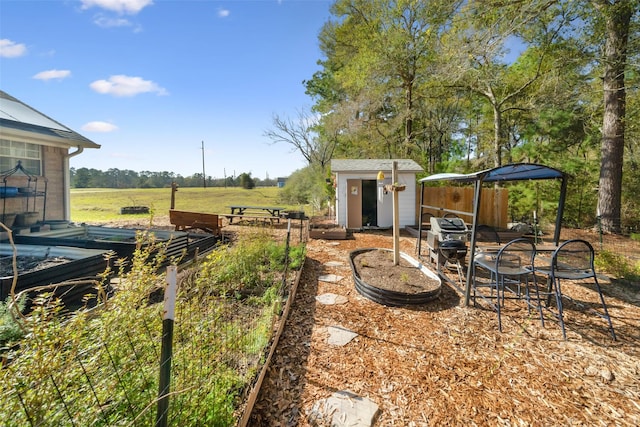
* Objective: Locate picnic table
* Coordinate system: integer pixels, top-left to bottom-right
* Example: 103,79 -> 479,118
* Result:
226,205 -> 285,224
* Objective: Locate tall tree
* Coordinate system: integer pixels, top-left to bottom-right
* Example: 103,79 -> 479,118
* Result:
440,0 -> 572,168
306,0 -> 461,167
264,109 -> 337,170
592,0 -> 636,232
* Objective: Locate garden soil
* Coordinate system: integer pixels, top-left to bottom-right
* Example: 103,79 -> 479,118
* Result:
102,216 -> 640,426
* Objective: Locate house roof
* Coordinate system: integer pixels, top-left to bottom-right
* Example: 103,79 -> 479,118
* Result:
0,90 -> 100,149
331,159 -> 423,173
419,163 -> 565,183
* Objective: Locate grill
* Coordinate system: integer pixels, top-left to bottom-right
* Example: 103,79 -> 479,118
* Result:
438,239 -> 467,261
426,217 -> 470,285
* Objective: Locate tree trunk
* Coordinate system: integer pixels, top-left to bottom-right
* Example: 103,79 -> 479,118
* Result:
595,0 -> 632,233
492,102 -> 502,168
405,82 -> 414,150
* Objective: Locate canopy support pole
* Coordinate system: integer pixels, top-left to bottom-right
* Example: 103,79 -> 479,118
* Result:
464,179 -> 483,306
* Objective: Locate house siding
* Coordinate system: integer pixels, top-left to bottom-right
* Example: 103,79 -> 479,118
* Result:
0,146 -> 66,222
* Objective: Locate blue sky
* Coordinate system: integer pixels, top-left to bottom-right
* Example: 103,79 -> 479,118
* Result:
0,0 -> 332,179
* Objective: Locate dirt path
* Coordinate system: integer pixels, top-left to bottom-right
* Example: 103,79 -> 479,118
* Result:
249,229 -> 640,426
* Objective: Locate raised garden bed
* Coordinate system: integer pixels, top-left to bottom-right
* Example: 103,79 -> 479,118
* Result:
13,225 -> 190,266
13,225 -> 222,268
120,206 -> 150,215
349,248 -> 441,306
309,216 -> 347,240
0,244 -> 113,307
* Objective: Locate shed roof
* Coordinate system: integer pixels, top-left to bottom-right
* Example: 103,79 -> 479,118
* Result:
0,90 -> 100,149
331,159 -> 423,173
419,163 -> 564,183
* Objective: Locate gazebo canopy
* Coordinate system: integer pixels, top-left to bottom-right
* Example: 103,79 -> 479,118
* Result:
419,163 -> 565,184
418,163 -> 568,306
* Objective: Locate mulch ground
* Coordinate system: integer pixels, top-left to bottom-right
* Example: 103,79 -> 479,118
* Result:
247,226 -> 640,426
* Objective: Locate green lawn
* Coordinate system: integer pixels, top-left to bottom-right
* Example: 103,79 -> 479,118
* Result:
70,186 -> 308,223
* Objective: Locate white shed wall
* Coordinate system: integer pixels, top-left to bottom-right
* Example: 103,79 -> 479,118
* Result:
335,172 -> 417,228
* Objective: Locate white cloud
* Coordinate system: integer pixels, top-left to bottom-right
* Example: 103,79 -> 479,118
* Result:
33,69 -> 71,81
0,39 -> 27,58
94,15 -> 133,28
218,8 -> 230,18
90,74 -> 168,97
80,0 -> 153,15
82,121 -> 119,132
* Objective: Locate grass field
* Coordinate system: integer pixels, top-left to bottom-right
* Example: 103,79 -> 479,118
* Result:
70,186 -> 311,224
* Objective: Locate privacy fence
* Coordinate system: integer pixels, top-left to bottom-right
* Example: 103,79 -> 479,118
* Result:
0,224 -> 305,426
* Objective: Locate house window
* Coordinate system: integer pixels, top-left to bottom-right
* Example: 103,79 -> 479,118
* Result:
0,139 -> 42,175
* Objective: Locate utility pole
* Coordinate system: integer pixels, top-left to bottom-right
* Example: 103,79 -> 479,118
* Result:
201,141 -> 206,188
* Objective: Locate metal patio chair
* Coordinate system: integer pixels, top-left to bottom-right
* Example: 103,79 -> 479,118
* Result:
475,224 -> 501,244
472,238 -> 541,331
534,239 -> 616,340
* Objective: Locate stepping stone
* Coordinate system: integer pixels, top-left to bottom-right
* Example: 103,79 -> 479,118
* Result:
324,261 -> 345,267
326,326 -> 358,346
318,274 -> 344,283
308,390 -> 380,427
315,293 -> 348,305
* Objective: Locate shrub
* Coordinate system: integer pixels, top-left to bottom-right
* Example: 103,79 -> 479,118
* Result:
0,229 -> 305,425
194,230 -> 305,299
595,250 -> 640,282
0,295 -> 26,346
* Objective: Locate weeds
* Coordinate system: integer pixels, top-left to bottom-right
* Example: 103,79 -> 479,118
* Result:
0,228 -> 305,426
595,250 -> 640,283
0,295 -> 26,346
193,229 -> 305,299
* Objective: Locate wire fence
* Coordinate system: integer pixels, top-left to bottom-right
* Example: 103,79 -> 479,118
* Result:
0,223 -> 303,426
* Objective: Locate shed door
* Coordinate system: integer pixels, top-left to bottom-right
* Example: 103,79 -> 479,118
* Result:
362,179 -> 378,226
346,179 -> 362,229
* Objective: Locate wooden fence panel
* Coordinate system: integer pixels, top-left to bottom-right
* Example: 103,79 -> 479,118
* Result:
417,186 -> 508,229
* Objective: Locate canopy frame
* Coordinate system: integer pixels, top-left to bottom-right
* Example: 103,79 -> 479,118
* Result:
417,163 -> 568,306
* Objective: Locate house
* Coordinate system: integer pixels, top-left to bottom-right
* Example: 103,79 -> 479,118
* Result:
0,90 -> 100,224
330,159 -> 423,229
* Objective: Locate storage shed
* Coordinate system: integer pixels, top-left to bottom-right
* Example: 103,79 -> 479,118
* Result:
331,159 -> 423,229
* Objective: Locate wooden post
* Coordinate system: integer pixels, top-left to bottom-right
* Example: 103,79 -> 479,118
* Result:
392,161 -> 400,265
170,182 -> 178,210
156,265 -> 177,427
